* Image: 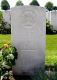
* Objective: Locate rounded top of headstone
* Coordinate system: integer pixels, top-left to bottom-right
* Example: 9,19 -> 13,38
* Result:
11,5 -> 46,11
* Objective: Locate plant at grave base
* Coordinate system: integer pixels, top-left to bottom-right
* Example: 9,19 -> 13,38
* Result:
31,68 -> 48,80
0,43 -> 18,80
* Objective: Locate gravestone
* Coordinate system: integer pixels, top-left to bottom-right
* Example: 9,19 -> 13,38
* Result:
3,10 -> 11,28
51,10 -> 57,30
46,10 -> 57,30
11,6 -> 46,75
46,11 -> 51,22
3,10 -> 11,24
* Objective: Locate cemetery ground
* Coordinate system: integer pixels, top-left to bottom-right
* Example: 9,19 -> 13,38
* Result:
0,34 -> 57,80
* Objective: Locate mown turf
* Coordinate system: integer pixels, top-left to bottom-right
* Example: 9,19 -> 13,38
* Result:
0,34 -> 11,48
46,34 -> 57,65
0,34 -> 57,65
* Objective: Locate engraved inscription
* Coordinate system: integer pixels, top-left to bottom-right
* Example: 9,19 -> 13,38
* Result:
21,10 -> 36,26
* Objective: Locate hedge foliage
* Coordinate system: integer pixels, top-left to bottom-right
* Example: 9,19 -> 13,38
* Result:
0,11 -> 11,34
0,21 -> 11,34
46,19 -> 57,34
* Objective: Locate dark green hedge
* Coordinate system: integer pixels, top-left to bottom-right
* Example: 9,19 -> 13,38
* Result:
46,20 -> 57,34
0,21 -> 11,34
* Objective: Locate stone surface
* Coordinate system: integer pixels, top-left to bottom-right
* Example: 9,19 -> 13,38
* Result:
11,6 -> 46,75
46,10 -> 57,30
3,10 -> 11,24
51,10 -> 57,30
3,10 -> 11,28
46,11 -> 51,22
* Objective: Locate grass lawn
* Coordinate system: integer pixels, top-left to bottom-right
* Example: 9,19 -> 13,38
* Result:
0,34 -> 57,66
0,34 -> 11,48
46,34 -> 57,65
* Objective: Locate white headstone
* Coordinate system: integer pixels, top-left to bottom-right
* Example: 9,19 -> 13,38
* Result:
3,10 -> 11,24
46,11 -> 51,22
46,10 -> 57,30
51,10 -> 57,30
11,6 -> 46,75
3,10 -> 11,28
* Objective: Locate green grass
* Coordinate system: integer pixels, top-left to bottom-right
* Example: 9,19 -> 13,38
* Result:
46,34 -> 57,65
0,34 -> 11,48
0,34 -> 57,65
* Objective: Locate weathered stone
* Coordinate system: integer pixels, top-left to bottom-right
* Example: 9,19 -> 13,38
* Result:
11,6 -> 46,75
